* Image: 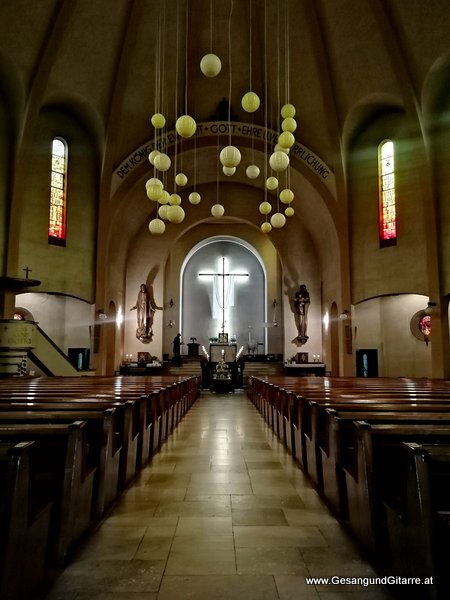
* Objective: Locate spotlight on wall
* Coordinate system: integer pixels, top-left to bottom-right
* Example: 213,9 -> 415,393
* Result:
168,319 -> 175,327
97,310 -> 107,320
425,301 -> 436,315
339,310 -> 349,320
169,298 -> 174,308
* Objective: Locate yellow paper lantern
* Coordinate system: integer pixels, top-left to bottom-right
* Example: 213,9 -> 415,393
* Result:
151,113 -> 166,128
266,176 -> 279,190
278,131 -> 295,149
280,188 -> 294,204
148,150 -> 160,165
189,192 -> 201,205
169,193 -> 182,206
166,205 -> 185,224
149,218 -> 166,234
246,165 -> 260,179
241,91 -> 260,113
154,152 -> 171,171
159,190 -> 170,205
211,203 -> 225,217
146,184 -> 164,201
145,177 -> 163,189
176,115 -> 197,138
285,206 -> 295,217
175,173 -> 188,186
220,145 -> 241,168
259,201 -> 272,215
269,151 -> 289,172
270,212 -> 286,228
158,204 -> 169,219
274,143 -> 289,154
282,117 -> 297,132
281,103 -> 296,118
223,166 -> 236,176
261,222 -> 272,233
200,53 -> 222,77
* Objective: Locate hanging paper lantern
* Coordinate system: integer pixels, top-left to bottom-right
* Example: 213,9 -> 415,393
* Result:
154,152 -> 171,171
223,166 -> 236,176
148,150 -> 160,165
259,201 -> 272,215
146,184 -> 164,201
151,113 -> 166,128
266,176 -> 279,190
220,145 -> 241,168
285,206 -> 295,217
169,193 -> 182,206
175,173 -> 188,186
211,203 -> 225,217
246,165 -> 260,179
261,222 -> 272,233
241,91 -> 260,113
274,143 -> 289,154
270,212 -> 286,228
158,204 -> 169,219
149,218 -> 166,234
281,117 -> 297,132
166,205 -> 185,223
176,115 -> 197,138
278,131 -> 295,149
159,190 -> 170,205
281,103 -> 296,118
145,177 -> 163,189
269,151 -> 289,172
280,188 -> 294,204
200,53 -> 222,77
189,191 -> 201,205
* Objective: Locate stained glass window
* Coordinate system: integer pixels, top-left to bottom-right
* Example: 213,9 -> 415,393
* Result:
378,139 -> 397,246
48,137 -> 67,245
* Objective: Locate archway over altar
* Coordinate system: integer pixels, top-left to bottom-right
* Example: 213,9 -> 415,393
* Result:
180,237 -> 266,355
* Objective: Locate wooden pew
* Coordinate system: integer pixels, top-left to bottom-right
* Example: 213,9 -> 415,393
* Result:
0,421 -> 95,565
343,421 -> 450,564
384,442 -> 450,600
0,441 -> 52,600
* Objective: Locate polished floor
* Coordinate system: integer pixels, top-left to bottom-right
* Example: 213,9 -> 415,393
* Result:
45,391 -> 394,600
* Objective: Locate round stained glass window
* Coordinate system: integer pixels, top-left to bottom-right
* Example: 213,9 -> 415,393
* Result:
419,315 -> 431,337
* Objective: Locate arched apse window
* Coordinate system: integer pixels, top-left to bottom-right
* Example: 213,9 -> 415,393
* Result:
378,139 -> 397,246
48,137 -> 68,245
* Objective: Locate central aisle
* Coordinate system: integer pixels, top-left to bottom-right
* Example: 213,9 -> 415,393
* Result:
46,392 -> 393,600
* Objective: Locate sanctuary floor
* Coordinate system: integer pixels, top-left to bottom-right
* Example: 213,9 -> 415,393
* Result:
44,391 -> 394,600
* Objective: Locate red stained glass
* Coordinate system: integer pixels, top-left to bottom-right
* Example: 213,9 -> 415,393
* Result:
48,138 -> 67,242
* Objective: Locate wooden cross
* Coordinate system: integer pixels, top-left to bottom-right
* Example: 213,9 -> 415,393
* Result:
22,266 -> 32,279
199,257 -> 248,333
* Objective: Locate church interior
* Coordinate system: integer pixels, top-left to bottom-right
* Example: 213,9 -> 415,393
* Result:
1,1 -> 450,599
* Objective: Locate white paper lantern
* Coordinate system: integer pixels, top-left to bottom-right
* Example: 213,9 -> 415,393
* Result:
169,193 -> 182,206
281,117 -> 297,132
280,188 -> 294,204
148,150 -> 160,165
259,201 -> 272,215
159,190 -> 170,205
269,151 -> 289,172
145,177 -> 163,189
274,143 -> 289,154
166,205 -> 185,223
189,191 -> 201,205
266,176 -> 279,190
200,53 -> 222,77
223,166 -> 236,176
154,152 -> 171,171
220,145 -> 241,168
281,103 -> 296,118
176,115 -> 197,138
151,113 -> 166,128
149,218 -> 166,234
261,222 -> 272,233
270,212 -> 286,228
246,164 -> 260,179
278,131 -> 295,149
241,91 -> 260,113
211,203 -> 225,217
158,204 -> 169,219
175,173 -> 188,186
146,184 -> 164,201
285,206 -> 295,217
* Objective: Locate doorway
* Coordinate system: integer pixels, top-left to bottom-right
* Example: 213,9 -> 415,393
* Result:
356,349 -> 379,377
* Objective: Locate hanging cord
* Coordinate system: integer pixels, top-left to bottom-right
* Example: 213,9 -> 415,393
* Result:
264,0 -> 268,219
209,0 -> 213,54
228,0 -> 234,146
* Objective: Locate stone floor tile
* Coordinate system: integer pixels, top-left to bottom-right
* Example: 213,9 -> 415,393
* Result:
157,574 -> 280,600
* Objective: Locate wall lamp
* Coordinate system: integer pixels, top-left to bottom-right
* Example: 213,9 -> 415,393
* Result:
339,310 -> 349,320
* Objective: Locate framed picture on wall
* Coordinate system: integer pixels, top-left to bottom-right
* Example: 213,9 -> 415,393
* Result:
218,333 -> 228,344
296,352 -> 309,364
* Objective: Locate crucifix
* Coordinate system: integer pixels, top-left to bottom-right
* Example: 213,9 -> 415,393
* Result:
22,267 -> 32,279
198,256 -> 248,333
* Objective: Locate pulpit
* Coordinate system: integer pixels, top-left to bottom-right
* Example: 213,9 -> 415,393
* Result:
187,342 -> 199,357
